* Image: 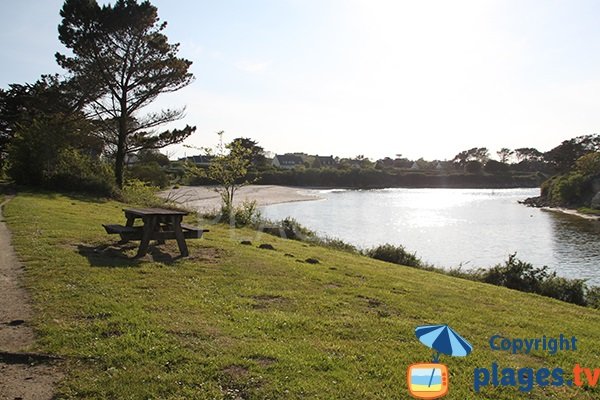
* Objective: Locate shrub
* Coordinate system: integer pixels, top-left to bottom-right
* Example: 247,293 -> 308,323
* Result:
539,276 -> 586,306
117,179 -> 164,207
49,147 -> 115,195
478,254 -> 552,293
585,286 -> 600,309
127,162 -> 170,188
365,243 -> 422,268
260,217 -> 315,241
308,236 -> 358,253
231,200 -> 261,227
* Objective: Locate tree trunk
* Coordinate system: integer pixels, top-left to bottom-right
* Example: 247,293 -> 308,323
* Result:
115,113 -> 127,188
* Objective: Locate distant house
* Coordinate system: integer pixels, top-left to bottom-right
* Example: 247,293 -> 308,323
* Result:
272,154 -> 304,169
345,159 -> 362,169
178,155 -> 214,166
314,155 -> 336,168
411,162 -> 420,170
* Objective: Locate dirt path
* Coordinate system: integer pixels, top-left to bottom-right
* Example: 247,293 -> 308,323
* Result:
0,196 -> 62,400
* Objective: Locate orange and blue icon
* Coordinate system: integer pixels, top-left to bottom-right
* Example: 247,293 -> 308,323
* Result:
408,324 -> 473,399
407,363 -> 449,399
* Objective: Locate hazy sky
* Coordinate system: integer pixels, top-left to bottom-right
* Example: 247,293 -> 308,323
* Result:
2,0 -> 600,160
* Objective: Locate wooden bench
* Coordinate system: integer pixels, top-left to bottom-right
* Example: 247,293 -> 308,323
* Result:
180,224 -> 210,239
103,223 -> 208,240
103,224 -> 143,241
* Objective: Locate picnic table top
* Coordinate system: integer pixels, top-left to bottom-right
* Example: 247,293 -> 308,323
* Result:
123,208 -> 189,217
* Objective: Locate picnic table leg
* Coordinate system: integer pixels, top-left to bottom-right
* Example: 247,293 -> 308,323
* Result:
157,216 -> 166,245
172,216 -> 189,257
136,216 -> 156,257
119,214 -> 136,244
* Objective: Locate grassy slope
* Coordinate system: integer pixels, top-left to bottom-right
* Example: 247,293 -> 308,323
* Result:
4,192 -> 600,399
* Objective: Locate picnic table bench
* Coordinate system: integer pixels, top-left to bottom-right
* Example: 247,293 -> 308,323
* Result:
103,208 -> 208,257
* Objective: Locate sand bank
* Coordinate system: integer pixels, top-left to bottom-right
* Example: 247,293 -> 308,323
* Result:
541,207 -> 600,221
160,185 -> 322,212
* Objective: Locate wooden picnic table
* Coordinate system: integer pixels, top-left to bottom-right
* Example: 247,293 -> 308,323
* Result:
103,207 -> 206,258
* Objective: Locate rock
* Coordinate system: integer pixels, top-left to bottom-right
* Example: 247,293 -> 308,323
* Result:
284,253 -> 295,257
305,258 -> 320,264
591,192 -> 600,209
240,240 -> 252,246
258,243 -> 275,250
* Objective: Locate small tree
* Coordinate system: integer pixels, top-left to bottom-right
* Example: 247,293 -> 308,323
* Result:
189,132 -> 253,218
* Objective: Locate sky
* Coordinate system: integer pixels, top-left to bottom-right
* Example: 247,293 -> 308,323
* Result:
2,0 -> 600,161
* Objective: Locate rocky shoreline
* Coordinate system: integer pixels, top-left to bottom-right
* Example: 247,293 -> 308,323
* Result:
520,196 -> 600,220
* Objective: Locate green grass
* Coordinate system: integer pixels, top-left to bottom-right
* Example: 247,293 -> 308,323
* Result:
4,191 -> 600,399
577,207 -> 600,216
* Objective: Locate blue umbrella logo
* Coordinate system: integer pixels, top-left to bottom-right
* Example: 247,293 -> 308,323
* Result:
415,324 -> 473,363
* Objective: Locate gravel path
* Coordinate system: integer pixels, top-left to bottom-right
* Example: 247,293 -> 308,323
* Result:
0,196 -> 62,400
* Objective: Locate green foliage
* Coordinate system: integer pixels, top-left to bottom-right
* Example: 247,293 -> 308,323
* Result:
309,236 -> 358,253
577,207 -> 600,216
117,179 -> 163,207
476,254 -> 587,306
261,217 -> 316,241
452,147 -> 489,166
2,74 -> 112,194
539,276 -> 587,306
575,152 -> 600,176
57,0 -> 196,187
187,132 -> 255,216
544,134 -> 600,172
364,243 -> 422,268
219,200 -> 262,227
550,172 -> 587,206
136,150 -> 170,167
250,168 -> 543,189
51,147 -> 115,194
484,159 -> 509,174
8,115 -> 113,194
496,148 -> 514,163
126,162 -> 170,188
229,137 -> 267,167
478,253 -> 553,293
585,286 -> 600,309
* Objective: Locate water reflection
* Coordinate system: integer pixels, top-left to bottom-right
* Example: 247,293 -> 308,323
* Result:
261,188 -> 600,285
546,211 -> 600,283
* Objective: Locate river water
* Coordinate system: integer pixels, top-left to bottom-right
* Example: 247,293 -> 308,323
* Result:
261,188 -> 600,285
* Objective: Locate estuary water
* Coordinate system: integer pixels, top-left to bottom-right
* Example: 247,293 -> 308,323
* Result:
261,188 -> 600,285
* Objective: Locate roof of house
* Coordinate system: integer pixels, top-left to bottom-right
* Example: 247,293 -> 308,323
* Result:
275,154 -> 304,164
178,155 -> 214,164
315,155 -> 335,163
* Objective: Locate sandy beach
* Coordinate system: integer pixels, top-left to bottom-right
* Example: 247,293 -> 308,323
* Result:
160,185 -> 322,212
541,207 -> 600,221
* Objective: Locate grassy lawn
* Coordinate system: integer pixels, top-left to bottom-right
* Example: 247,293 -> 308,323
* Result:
4,191 -> 600,399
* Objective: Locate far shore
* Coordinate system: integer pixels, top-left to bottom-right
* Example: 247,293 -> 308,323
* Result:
160,185 -> 323,212
541,207 -> 600,221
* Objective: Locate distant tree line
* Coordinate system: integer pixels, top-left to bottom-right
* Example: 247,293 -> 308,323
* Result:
522,135 -> 600,208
